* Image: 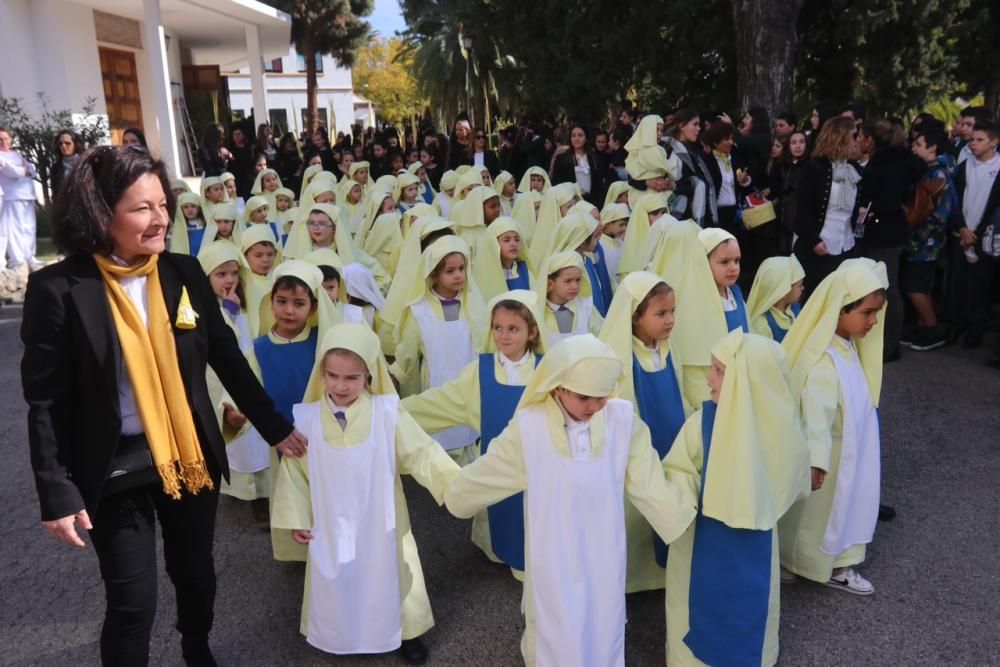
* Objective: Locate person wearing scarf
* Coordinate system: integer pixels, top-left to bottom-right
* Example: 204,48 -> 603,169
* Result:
22,145 -> 304,666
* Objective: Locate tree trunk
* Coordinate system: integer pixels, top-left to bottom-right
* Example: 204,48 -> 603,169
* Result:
730,0 -> 806,115
304,31 -> 319,133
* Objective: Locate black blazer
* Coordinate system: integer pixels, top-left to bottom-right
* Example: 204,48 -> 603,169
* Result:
21,252 -> 293,521
792,158 -> 863,253
702,148 -> 754,206
550,150 -> 606,207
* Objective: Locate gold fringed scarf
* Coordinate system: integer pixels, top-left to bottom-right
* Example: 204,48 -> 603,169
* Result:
93,253 -> 213,498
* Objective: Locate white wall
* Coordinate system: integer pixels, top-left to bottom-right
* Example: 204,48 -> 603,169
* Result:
0,0 -> 107,120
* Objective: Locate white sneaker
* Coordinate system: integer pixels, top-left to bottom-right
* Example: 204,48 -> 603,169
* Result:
780,567 -> 797,584
823,568 -> 875,596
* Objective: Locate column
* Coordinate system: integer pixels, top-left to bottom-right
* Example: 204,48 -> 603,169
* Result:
245,24 -> 269,127
142,0 -> 181,177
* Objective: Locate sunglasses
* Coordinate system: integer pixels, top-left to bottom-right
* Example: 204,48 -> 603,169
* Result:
475,135 -> 486,140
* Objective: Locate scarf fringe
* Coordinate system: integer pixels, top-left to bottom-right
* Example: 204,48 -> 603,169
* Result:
158,460 -> 215,500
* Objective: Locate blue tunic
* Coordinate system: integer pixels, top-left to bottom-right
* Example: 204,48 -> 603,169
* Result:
763,302 -> 801,343
478,352 -> 540,571
420,186 -> 435,205
584,256 -> 609,317
504,261 -> 531,291
683,400 -> 772,667
724,283 -> 750,333
632,353 -> 686,567
187,226 -> 206,257
593,243 -> 614,309
253,328 -> 318,425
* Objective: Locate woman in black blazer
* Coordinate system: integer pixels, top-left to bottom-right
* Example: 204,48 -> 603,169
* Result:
550,123 -> 606,207
21,145 -> 306,667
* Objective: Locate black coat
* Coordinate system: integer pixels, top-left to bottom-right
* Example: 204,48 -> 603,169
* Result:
550,150 -> 606,207
21,252 -> 293,522
792,158 -> 863,253
702,148 -> 754,208
857,146 -> 926,249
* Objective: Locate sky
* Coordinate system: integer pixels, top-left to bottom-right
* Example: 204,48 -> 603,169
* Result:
369,0 -> 407,38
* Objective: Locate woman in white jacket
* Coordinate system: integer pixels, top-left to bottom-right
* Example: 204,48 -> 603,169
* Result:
0,125 -> 40,272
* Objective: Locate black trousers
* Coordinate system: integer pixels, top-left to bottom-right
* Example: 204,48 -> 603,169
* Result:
89,476 -> 221,666
945,236 -> 996,335
794,242 -> 854,303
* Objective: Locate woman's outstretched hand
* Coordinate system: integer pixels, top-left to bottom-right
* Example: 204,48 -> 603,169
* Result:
43,509 -> 92,548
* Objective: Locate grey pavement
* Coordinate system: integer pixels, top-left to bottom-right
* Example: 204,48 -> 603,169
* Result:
2,300 -> 1000,666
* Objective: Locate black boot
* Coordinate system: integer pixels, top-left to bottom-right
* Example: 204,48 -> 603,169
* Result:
399,637 -> 428,665
877,504 -> 896,522
181,636 -> 218,667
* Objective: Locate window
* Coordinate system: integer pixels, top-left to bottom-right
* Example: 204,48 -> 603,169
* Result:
263,58 -> 283,73
269,109 -> 289,138
296,53 -> 323,73
300,108 -> 328,132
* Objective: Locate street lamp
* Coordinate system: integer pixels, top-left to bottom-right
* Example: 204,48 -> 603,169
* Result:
461,32 -> 475,127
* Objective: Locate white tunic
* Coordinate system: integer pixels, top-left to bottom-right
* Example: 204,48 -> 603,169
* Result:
410,299 -> 479,450
521,399 -> 632,667
821,341 -> 880,555
293,397 -> 403,654
546,298 -> 593,348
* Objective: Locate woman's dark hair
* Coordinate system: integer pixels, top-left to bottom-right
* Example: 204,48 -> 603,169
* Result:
271,275 -> 317,304
200,123 -> 224,152
860,118 -> 895,150
915,126 -> 949,157
776,131 -> 810,167
568,123 -> 591,152
491,299 -> 542,353
122,127 -> 148,148
745,107 -> 771,136
842,288 -> 887,313
632,282 -> 674,322
53,145 -> 174,256
666,109 -> 700,139
701,121 -> 735,148
256,123 -> 273,147
278,132 -> 299,155
53,130 -> 84,157
319,265 -> 341,283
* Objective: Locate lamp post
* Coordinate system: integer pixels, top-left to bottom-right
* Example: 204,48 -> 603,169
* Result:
461,32 -> 475,127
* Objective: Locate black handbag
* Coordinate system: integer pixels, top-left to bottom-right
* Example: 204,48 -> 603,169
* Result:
102,433 -> 160,497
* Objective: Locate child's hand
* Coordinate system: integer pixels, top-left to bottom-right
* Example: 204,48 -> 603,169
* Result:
736,168 -> 751,186
223,285 -> 241,308
292,529 -> 312,544
223,402 -> 247,429
810,467 -> 827,491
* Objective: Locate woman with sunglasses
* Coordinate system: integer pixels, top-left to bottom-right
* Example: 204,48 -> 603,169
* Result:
469,127 -> 500,178
50,129 -> 85,198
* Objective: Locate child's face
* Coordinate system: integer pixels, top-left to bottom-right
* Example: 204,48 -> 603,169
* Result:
911,135 -> 937,163
403,184 -> 419,202
251,206 -> 269,224
554,387 -> 608,422
224,180 -> 237,198
380,196 -> 396,214
461,183 -> 478,198
492,307 -> 535,360
276,195 -> 291,211
209,260 -> 240,301
559,200 -> 576,216
578,225 -> 602,253
647,176 -> 672,192
391,156 -> 405,172
416,167 -> 428,182
271,285 -> 315,338
348,185 -> 363,204
256,157 -> 268,173
353,168 -> 369,184
263,173 -> 279,191
708,240 -> 741,290
483,196 -> 501,224
547,267 -> 582,304
308,154 -> 323,167
498,231 -> 520,263
172,186 -> 187,197
707,354 -> 726,404
245,242 -> 276,275
444,188 -> 455,197
314,190 -> 335,204
648,207 -> 667,224
215,219 -> 235,238
307,213 -> 336,245
323,351 -> 368,407
530,174 -> 545,191
206,184 -> 225,203
604,218 -> 627,238
432,252 -> 466,298
633,290 -> 676,346
503,181 -> 516,197
837,292 -> 886,339
182,203 -> 200,220
781,280 -> 805,308
616,192 -> 628,204
322,278 -> 340,302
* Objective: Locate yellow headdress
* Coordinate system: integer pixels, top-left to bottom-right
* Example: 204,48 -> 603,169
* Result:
471,217 -> 535,302
258,259 -> 339,339
304,323 -> 398,404
241,195 -> 270,226
528,182 -> 579,268
169,192 -> 204,255
283,203 -> 356,262
300,174 -> 339,213
454,168 -> 488,201
703,330 -> 810,530
600,202 -> 631,226
481,288 -> 549,355
362,212 -> 404,276
746,255 -> 806,334
380,216 -> 456,326
698,227 -> 737,255
302,247 -> 350,302
439,169 -> 459,192
511,189 -> 543,246
617,192 -> 673,275
782,258 -> 888,405
299,164 -> 325,200
603,180 -> 630,208
355,189 -> 395,248
199,201 -> 244,250
624,114 -> 663,152
392,172 -> 420,204
534,250 -> 590,316
516,334 -> 623,410
250,168 -> 282,196
517,166 -> 551,193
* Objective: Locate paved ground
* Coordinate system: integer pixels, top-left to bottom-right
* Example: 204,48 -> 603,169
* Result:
3,299 -> 1000,666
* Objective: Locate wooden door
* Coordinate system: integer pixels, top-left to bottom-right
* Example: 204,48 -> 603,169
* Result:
99,47 -> 143,145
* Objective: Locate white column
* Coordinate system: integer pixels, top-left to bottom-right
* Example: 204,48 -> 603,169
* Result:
142,0 -> 181,177
245,24 -> 269,126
